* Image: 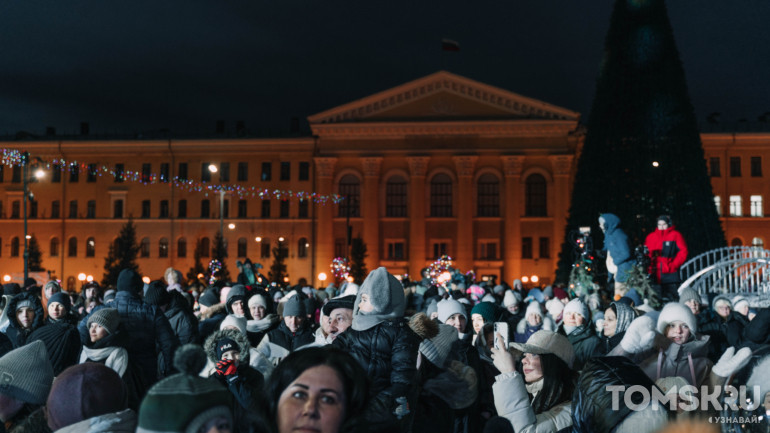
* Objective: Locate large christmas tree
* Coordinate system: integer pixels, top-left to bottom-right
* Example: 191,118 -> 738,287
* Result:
556,0 -> 725,284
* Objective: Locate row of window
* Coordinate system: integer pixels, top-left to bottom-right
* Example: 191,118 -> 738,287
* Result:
709,156 -> 763,178
0,236 -> 309,260
341,172 -> 548,218
347,237 -> 552,261
0,161 -> 311,184
715,195 -> 765,217
0,198 -> 309,220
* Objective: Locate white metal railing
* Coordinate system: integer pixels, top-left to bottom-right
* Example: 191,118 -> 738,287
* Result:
679,246 -> 770,295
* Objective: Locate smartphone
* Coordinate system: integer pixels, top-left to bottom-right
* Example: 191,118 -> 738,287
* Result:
494,322 -> 509,350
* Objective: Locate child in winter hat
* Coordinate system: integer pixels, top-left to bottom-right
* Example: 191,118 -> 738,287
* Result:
137,345 -> 233,433
503,290 -> 522,314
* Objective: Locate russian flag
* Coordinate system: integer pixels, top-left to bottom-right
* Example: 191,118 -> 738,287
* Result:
441,38 -> 460,52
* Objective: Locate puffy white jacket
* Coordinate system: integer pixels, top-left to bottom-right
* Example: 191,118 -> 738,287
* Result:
492,371 -> 572,433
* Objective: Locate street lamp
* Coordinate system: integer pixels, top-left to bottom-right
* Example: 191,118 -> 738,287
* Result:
23,152 -> 46,283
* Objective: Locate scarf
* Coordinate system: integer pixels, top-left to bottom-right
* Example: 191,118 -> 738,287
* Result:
80,345 -> 129,377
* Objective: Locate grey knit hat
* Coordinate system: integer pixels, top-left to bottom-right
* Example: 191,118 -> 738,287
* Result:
437,298 -> 466,324
419,324 -> 458,369
678,288 -> 701,306
88,308 -> 121,335
0,340 -> 54,405
282,296 -> 305,317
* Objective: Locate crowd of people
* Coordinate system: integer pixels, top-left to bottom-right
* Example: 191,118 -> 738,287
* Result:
1,253 -> 769,432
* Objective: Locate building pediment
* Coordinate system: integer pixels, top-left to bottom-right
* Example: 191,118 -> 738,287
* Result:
308,71 -> 580,125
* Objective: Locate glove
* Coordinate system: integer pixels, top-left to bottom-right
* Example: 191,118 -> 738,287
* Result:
712,347 -> 752,378
393,396 -> 410,420
215,359 -> 239,383
620,315 -> 657,354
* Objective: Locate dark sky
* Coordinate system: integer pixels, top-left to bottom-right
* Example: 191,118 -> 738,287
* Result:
1,1 -> 768,136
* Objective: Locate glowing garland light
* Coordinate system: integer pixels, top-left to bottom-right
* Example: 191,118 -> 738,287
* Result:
330,257 -> 350,280
0,148 -> 345,204
429,255 -> 453,286
208,260 -> 222,285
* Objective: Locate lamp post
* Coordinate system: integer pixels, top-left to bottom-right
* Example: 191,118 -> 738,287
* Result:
22,152 -> 45,283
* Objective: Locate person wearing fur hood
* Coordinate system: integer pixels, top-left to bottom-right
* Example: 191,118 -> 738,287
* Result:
610,303 -> 752,392
204,327 -> 265,433
514,301 -> 555,343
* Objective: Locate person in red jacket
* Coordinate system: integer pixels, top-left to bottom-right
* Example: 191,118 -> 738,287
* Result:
645,215 -> 688,302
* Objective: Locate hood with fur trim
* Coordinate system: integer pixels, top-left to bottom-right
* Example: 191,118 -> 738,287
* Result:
203,328 -> 251,363
200,302 -> 227,320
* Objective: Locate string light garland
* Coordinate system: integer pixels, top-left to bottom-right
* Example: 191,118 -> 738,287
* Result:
1,148 -> 345,204
429,254 -> 454,286
330,257 -> 350,280
207,259 -> 222,285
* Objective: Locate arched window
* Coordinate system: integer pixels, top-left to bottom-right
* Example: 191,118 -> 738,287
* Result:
237,238 -> 247,257
140,237 -> 150,258
11,237 -> 20,257
731,237 -> 743,246
50,237 -> 60,257
430,173 -> 452,217
159,238 -> 169,258
477,173 -> 500,217
200,237 -> 210,258
86,237 -> 95,257
385,175 -> 408,217
338,174 -> 360,217
68,237 -> 78,257
177,238 -> 187,258
298,237 -> 308,258
525,174 -> 547,217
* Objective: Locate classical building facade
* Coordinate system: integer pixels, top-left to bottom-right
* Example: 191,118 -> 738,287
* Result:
0,71 -> 767,290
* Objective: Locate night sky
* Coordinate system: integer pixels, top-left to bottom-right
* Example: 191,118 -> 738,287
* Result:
1,1 -> 768,136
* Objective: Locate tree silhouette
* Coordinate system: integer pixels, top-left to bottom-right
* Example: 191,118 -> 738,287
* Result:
102,217 -> 140,287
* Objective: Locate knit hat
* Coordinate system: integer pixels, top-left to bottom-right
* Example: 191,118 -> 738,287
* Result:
322,295 -> 356,317
678,288 -> 701,305
0,340 -> 54,405
247,294 -> 267,310
657,215 -> 672,226
493,285 -> 505,295
44,280 -> 62,295
470,301 -> 496,324
656,302 -> 698,335
48,292 -> 72,312
28,322 -> 82,376
138,345 -> 232,433
88,308 -> 121,335
219,315 -> 247,335
352,267 -> 406,331
215,337 -> 239,360
103,289 -> 116,303
481,293 -> 497,304
524,288 -> 545,304
563,298 -> 590,321
3,282 -> 21,296
732,295 -> 749,312
282,296 -> 305,317
542,286 -> 554,299
624,289 -> 642,307
503,290 -> 521,308
198,290 -> 219,307
510,330 -> 575,369
15,298 -> 34,311
46,363 -> 127,431
552,287 -> 569,301
117,269 -> 143,294
545,299 -> 564,319
144,281 -> 171,306
525,301 -> 543,318
712,294 -> 732,312
419,324 -> 459,369
342,283 -> 360,297
425,299 -> 438,318
437,298 -> 467,324
227,284 -> 247,305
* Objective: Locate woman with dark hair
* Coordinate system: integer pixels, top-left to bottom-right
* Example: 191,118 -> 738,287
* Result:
490,330 -> 576,432
597,301 -> 637,355
263,346 -> 370,433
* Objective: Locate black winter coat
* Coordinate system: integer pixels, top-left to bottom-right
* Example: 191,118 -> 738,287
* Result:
265,321 -> 315,352
571,356 -> 662,433
165,291 -> 199,345
596,331 -> 624,356
212,364 -> 265,433
561,324 -> 600,371
5,292 -> 46,349
78,292 -> 179,398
